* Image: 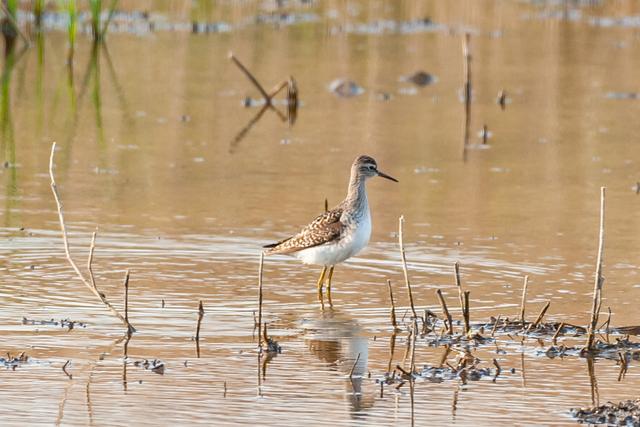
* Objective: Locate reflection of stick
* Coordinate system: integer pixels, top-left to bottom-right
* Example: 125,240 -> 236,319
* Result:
62,360 -> 72,379
257,253 -> 264,349
436,289 -> 453,334
49,142 -> 135,333
399,216 -> 417,319
195,301 -> 204,346
587,357 -> 599,406
229,104 -> 270,152
519,276 -> 529,325
349,353 -> 361,379
586,187 -> 606,350
463,291 -> 471,333
462,32 -> 472,154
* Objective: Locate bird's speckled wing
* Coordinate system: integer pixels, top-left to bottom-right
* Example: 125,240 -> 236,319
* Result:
263,208 -> 344,255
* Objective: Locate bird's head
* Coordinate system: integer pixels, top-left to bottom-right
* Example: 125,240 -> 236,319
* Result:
353,155 -> 398,182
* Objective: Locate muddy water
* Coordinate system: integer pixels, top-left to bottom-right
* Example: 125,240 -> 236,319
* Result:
1,0 -> 640,425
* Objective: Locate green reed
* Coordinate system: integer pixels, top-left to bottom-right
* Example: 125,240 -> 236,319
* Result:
33,0 -> 45,30
64,0 -> 77,62
89,0 -> 119,42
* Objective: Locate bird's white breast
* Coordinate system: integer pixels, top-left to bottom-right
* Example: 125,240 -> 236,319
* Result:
295,207 -> 371,266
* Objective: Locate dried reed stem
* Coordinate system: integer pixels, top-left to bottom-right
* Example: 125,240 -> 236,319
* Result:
410,319 -> 418,373
49,142 -> 134,333
123,270 -> 130,323
490,314 -> 501,337
454,262 -> 467,333
387,280 -> 399,331
228,52 -> 270,102
257,252 -> 264,349
531,300 -> 551,328
519,275 -> 529,324
436,289 -> 453,334
398,216 -> 417,319
552,322 -> 564,344
87,231 -> 97,289
463,291 -> 471,334
586,187 -> 606,350
195,300 -> 204,342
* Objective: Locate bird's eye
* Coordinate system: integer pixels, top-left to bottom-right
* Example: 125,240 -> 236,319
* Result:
368,165 -> 376,170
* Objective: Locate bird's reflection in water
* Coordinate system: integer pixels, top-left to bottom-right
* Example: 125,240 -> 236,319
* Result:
302,309 -> 375,419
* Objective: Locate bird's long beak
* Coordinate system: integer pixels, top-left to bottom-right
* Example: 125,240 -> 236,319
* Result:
377,170 -> 398,182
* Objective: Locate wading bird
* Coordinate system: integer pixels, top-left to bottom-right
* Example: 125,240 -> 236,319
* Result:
263,155 -> 398,304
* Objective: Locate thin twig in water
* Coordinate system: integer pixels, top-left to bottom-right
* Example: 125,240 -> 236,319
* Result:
532,301 -> 551,328
398,216 -> 417,319
195,300 -> 204,343
519,275 -> 529,325
228,52 -> 270,102
552,322 -> 564,345
436,289 -> 453,335
123,270 -> 130,324
586,188 -> 606,351
463,290 -> 471,334
387,280 -> 399,331
490,314 -> 501,337
454,262 -> 468,333
87,231 -> 97,289
49,142 -> 135,333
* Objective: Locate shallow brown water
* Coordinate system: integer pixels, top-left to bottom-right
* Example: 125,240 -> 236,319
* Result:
1,1 -> 640,425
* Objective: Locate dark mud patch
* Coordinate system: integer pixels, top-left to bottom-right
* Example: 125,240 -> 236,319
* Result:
22,317 -> 87,330
571,399 -> 640,425
380,352 -> 507,388
400,71 -> 437,87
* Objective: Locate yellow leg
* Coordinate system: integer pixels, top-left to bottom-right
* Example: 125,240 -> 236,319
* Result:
316,266 -> 327,302
326,266 -> 335,306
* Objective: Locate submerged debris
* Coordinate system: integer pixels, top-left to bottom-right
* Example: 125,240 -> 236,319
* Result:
329,79 -> 364,97
132,359 -> 165,375
605,92 -> 639,100
401,71 -> 437,87
22,317 -> 87,330
1,352 -> 30,370
380,351 -> 503,387
541,337 -> 640,360
571,399 -> 640,425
